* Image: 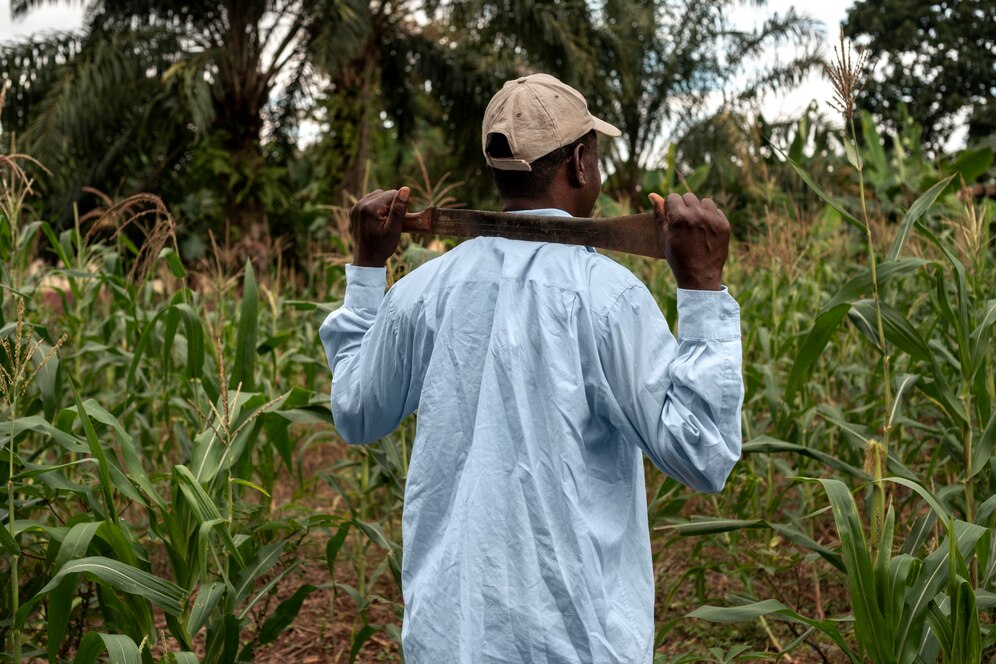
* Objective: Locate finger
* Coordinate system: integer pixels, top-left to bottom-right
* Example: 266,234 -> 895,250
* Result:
666,192 -> 684,213
648,192 -> 666,215
682,192 -> 699,207
387,186 -> 411,227
701,198 -> 718,211
375,189 -> 399,220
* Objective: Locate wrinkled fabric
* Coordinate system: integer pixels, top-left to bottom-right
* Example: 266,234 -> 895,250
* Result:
320,208 -> 743,663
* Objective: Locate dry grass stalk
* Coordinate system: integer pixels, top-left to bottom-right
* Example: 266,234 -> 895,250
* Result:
411,145 -> 465,210
0,78 -> 9,118
79,188 -> 178,285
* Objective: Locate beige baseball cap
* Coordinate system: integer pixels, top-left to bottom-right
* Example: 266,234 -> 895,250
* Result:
482,73 -> 621,171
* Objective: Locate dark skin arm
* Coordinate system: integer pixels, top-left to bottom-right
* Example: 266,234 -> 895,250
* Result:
349,184 -> 730,292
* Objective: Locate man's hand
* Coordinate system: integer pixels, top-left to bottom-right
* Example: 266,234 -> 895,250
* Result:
649,192 -> 730,291
350,187 -> 411,267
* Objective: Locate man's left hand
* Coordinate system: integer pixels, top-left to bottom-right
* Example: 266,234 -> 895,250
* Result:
350,187 -> 411,267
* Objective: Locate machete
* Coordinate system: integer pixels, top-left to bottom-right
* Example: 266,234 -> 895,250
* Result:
401,207 -> 665,260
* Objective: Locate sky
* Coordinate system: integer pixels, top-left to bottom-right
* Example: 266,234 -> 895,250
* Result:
728,0 -> 854,118
0,0 -> 858,132
0,0 -> 86,39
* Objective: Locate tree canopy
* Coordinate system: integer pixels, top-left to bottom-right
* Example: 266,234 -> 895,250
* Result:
0,0 -> 904,250
845,0 -> 996,151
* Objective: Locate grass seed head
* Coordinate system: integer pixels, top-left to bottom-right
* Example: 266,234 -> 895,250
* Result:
824,26 -> 868,123
0,298 -> 67,406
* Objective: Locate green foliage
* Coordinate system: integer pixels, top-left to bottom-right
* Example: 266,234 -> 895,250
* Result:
0,184 -> 343,660
845,0 -> 996,149
2,117 -> 994,662
3,6 -> 996,661
675,102 -> 995,662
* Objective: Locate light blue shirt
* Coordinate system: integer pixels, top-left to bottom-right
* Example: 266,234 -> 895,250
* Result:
320,208 -> 743,663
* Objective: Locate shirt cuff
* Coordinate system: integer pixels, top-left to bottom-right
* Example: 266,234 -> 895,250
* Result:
676,286 -> 741,340
343,264 -> 387,310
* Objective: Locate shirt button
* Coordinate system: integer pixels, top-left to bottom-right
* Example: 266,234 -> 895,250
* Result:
719,313 -> 727,320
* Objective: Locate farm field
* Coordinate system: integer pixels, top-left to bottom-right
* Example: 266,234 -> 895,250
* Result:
2,1 -> 995,662
2,130 -> 993,661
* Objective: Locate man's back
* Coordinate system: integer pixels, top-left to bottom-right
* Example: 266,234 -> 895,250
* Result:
321,210 -> 743,662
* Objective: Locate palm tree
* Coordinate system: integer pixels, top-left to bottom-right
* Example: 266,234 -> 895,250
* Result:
3,0 -> 369,234
395,0 -> 824,209
591,0 -> 825,208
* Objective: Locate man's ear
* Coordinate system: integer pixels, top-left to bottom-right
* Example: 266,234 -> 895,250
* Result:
568,142 -> 587,188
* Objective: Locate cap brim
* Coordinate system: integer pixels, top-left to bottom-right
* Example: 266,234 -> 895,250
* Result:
592,116 -> 621,137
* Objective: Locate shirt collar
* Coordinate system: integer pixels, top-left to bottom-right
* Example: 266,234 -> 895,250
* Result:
507,208 -> 595,251
508,207 -> 572,217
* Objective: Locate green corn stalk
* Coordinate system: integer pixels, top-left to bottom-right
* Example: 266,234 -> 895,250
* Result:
0,301 -> 65,664
686,477 -> 988,663
824,27 -> 894,545
5,387 -> 19,664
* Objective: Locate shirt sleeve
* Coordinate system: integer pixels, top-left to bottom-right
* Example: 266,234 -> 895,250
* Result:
595,284 -> 743,493
319,264 -> 423,444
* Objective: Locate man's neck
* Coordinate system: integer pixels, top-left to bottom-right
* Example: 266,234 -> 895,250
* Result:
501,197 -> 577,216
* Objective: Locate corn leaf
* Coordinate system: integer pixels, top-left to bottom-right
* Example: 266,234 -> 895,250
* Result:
173,465 -> 245,569
229,259 -> 258,392
127,303 -> 205,387
48,521 -> 104,661
770,142 -> 866,233
886,175 -> 955,261
688,599 -> 859,661
187,581 -> 226,636
233,541 -> 284,606
349,623 -> 377,664
22,556 -> 186,624
888,373 -> 920,431
0,520 -> 18,555
971,409 -> 996,478
744,436 -> 869,480
900,513 -> 937,556
159,246 -> 187,278
238,560 -> 299,620
894,518 -> 986,659
969,299 -> 996,375
73,632 -> 141,664
326,523 -> 350,578
812,478 -> 892,663
71,381 -> 118,525
951,579 -> 982,664
165,653 -> 200,664
258,584 -> 318,645
786,259 -> 925,399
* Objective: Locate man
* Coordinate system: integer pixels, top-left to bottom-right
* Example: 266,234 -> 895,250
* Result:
320,73 -> 743,662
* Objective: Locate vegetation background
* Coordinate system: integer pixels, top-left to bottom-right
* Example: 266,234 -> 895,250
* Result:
0,0 -> 994,662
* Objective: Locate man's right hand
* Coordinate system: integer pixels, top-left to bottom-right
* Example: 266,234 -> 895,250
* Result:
649,192 -> 730,291
350,187 -> 411,267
